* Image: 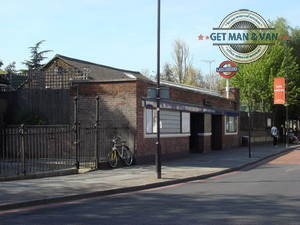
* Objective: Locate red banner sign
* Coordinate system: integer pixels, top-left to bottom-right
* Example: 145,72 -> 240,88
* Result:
274,77 -> 285,104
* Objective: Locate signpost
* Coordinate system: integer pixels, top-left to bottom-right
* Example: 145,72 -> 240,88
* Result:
216,61 -> 238,78
216,60 -> 252,157
216,61 -> 238,98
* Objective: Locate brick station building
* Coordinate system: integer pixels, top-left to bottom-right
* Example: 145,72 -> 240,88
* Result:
43,54 -> 240,163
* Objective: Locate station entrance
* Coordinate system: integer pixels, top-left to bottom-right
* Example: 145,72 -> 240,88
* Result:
190,113 -> 222,153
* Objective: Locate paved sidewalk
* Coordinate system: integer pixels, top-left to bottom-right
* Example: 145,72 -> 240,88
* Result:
1,143 -> 299,211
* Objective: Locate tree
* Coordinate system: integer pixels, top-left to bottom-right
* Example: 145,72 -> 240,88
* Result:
171,39 -> 191,84
162,39 -> 205,88
0,60 -> 4,74
161,62 -> 175,82
22,40 -> 52,71
230,17 -> 300,114
5,62 -> 17,74
184,65 -> 203,86
203,72 -> 223,92
140,68 -> 155,80
289,27 -> 300,68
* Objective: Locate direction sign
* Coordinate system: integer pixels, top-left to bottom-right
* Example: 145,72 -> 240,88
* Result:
216,61 -> 238,78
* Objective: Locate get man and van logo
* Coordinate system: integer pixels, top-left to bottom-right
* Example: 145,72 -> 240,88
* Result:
198,9 -> 289,63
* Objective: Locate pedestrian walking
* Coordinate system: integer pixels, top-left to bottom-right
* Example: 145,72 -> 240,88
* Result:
271,125 -> 278,147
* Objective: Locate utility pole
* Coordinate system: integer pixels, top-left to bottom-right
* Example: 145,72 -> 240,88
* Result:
201,60 -> 215,91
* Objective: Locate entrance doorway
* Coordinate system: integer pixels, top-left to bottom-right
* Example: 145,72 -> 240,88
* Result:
190,113 -> 203,153
190,113 -> 223,152
212,115 -> 222,150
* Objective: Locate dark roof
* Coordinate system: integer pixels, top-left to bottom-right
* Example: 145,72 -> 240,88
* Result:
0,75 -> 10,86
0,74 -> 27,91
43,54 -> 151,82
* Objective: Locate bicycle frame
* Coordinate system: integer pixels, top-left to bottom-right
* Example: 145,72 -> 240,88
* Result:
108,135 -> 133,168
112,142 -> 125,158
111,137 -> 127,158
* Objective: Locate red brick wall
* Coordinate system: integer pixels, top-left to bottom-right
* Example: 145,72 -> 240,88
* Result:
170,86 -> 238,111
222,134 -> 240,149
134,81 -> 192,162
70,79 -> 240,163
135,81 -> 148,159
198,136 -> 212,152
221,115 -> 240,149
134,136 -> 190,163
70,81 -> 137,126
134,80 -> 240,162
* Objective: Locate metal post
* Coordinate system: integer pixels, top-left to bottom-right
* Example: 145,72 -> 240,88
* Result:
209,61 -> 212,92
226,78 -> 229,99
285,40 -> 289,147
94,96 -> 100,169
156,0 -> 161,179
201,60 -> 215,92
74,96 -> 79,169
248,103 -> 252,158
20,124 -> 26,175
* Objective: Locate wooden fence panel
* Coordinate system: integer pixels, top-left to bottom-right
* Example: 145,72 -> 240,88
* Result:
3,89 -> 70,125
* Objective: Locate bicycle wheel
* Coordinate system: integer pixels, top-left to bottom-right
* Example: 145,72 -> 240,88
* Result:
108,150 -> 118,168
123,146 -> 133,166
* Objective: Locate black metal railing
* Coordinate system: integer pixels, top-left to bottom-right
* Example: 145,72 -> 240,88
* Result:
0,124 -> 130,178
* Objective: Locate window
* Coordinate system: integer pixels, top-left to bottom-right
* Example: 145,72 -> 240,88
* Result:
267,118 -> 272,127
146,109 -> 190,135
161,110 -> 181,133
182,112 -> 190,133
146,109 -> 153,133
225,116 -> 238,134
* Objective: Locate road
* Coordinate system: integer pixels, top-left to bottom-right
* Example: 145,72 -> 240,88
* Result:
1,149 -> 300,224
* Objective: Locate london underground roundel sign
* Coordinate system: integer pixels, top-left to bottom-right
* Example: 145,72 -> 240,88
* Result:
216,61 -> 238,78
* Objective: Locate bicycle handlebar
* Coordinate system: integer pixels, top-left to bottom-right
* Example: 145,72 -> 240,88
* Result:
110,135 -> 122,143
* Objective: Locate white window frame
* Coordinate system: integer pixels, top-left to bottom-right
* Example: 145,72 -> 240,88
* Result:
225,116 -> 238,135
181,112 -> 190,133
144,108 -> 190,138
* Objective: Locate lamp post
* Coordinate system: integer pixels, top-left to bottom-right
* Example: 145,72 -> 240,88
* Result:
285,39 -> 289,148
156,0 -> 161,179
248,101 -> 252,158
201,60 -> 215,92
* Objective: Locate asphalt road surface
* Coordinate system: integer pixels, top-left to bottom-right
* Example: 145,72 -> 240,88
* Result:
1,149 -> 300,224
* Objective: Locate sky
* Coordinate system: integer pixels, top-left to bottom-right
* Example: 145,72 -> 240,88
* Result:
1,0 -> 300,76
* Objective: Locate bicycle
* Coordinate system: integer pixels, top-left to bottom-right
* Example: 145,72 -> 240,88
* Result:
107,135 -> 133,168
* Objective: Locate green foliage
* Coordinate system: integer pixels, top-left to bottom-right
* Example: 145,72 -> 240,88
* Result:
4,61 -> 17,74
15,110 -> 49,125
0,60 -> 18,74
0,60 -> 4,74
230,17 -> 300,113
22,40 -> 52,71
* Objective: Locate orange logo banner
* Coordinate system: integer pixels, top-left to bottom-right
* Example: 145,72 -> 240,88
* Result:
274,77 -> 285,104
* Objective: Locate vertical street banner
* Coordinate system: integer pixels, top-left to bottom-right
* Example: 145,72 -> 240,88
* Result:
274,77 -> 285,104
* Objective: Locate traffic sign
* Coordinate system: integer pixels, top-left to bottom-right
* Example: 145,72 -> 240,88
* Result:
216,61 -> 238,78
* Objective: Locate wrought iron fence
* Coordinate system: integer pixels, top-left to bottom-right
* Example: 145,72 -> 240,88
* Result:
0,124 -> 130,178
